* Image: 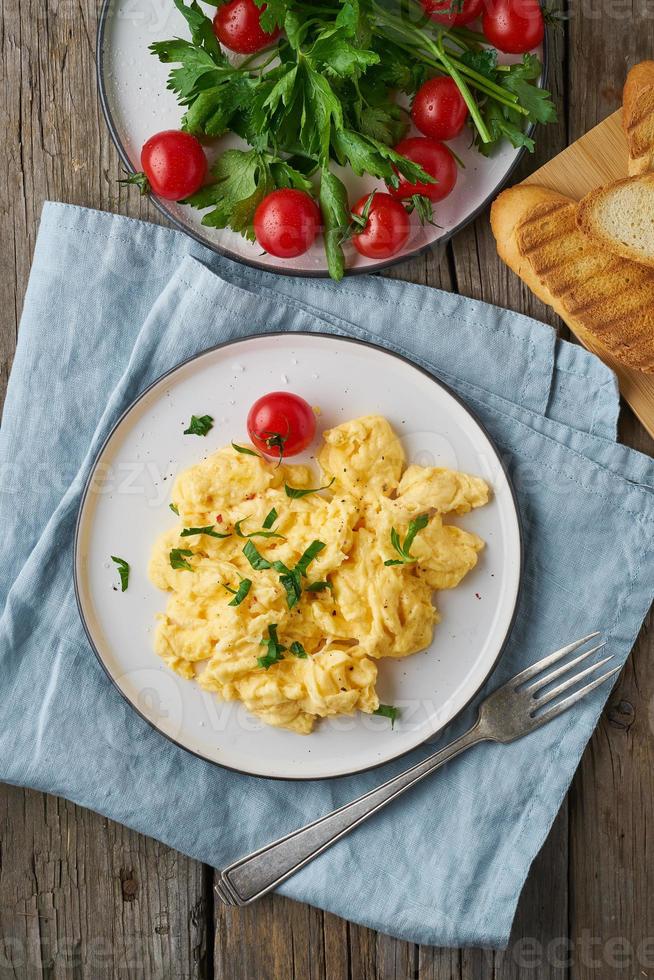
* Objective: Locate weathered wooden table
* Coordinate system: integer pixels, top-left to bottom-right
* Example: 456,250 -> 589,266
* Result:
1,3 -> 652,977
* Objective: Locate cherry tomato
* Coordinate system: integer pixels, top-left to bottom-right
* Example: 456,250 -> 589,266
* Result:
481,0 -> 544,53
139,131 -> 207,201
388,138 -> 457,203
421,0 -> 483,26
351,193 -> 410,260
411,77 -> 469,141
213,0 -> 281,54
253,189 -> 321,259
247,392 -> 317,458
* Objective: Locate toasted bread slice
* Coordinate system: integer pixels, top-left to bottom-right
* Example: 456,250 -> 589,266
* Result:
490,184 -> 654,372
577,174 -> 654,269
623,61 -> 654,176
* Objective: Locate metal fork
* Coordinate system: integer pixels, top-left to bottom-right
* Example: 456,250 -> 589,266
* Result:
215,632 -> 617,907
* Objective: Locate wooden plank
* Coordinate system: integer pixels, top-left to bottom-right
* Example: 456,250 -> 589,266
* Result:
0,788 -> 209,978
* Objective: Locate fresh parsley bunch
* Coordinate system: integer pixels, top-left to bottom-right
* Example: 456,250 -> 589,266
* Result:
150,0 -> 555,278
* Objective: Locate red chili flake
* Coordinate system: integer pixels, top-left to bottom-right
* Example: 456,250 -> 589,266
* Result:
475,593 -> 481,600
216,514 -> 223,524
245,493 -> 256,501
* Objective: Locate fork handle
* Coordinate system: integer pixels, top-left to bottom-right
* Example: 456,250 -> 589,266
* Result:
215,721 -> 486,906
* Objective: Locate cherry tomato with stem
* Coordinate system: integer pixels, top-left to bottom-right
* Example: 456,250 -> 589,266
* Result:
123,131 -> 207,201
411,77 -> 469,141
421,0 -> 483,26
351,193 -> 411,260
254,189 -> 321,259
388,138 -> 457,203
213,0 -> 281,54
481,0 -> 544,53
247,392 -> 317,459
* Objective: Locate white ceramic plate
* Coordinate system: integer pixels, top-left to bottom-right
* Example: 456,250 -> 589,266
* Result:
97,0 -> 547,278
75,333 -> 522,779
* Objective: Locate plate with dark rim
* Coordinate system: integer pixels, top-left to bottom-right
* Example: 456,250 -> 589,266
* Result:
74,332 -> 522,779
97,0 -> 547,278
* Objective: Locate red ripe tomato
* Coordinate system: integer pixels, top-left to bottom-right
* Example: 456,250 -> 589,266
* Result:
388,138 -> 457,203
352,193 -> 410,260
421,0 -> 483,26
213,0 -> 281,54
481,0 -> 544,52
247,392 -> 317,458
411,77 -> 469,141
140,131 -> 207,201
254,189 -> 321,259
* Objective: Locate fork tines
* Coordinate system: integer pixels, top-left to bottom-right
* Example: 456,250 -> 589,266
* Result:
513,631 -> 620,724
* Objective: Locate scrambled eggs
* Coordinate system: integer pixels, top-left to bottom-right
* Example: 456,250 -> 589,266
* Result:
148,416 -> 489,733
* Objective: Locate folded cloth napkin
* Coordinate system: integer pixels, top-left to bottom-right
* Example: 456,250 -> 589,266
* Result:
1,202 -> 653,949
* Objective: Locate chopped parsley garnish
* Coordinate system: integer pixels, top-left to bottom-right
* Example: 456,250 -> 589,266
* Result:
384,514 -> 430,566
257,624 -> 286,669
169,548 -> 194,571
306,580 -> 333,592
290,641 -> 308,659
184,414 -> 214,436
235,519 -> 285,540
279,570 -> 303,609
374,704 -> 400,727
262,507 -> 278,529
285,477 -> 335,499
242,538 -> 325,608
181,525 -> 231,539
224,578 -> 252,606
232,442 -> 260,457
111,556 -> 130,592
295,540 -> 326,576
243,540 -> 273,570
169,502 -> 179,515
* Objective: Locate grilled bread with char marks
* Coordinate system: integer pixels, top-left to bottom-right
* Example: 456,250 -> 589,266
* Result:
623,61 -> 654,176
490,184 -> 654,373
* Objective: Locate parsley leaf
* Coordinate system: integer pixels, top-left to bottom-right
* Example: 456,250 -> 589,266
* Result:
225,578 -> 252,606
374,704 -> 400,727
285,477 -> 335,498
295,540 -> 326,576
111,556 -> 130,592
384,513 -> 429,566
171,0 -> 224,61
231,441 -> 260,457
333,130 -> 434,189
460,48 -> 498,80
262,507 -> 278,529
235,519 -> 285,540
257,624 -> 286,669
309,28 -> 379,80
181,525 -> 231,539
148,39 -> 225,102
243,540 -> 273,570
279,570 -> 303,609
290,641 -> 309,659
252,0 -> 289,31
184,414 -> 213,436
170,548 -> 194,571
306,580 -> 333,592
319,169 -> 350,282
187,150 -> 273,239
169,503 -> 180,515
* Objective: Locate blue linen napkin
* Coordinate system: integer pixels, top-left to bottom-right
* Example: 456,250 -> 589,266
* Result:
1,200 -> 653,948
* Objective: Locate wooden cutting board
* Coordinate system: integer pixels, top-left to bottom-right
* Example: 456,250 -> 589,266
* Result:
519,109 -> 654,440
